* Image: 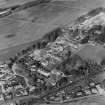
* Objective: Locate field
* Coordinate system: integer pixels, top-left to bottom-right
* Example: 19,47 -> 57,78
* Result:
78,44 -> 105,64
0,0 -> 105,61
1,0 -> 105,105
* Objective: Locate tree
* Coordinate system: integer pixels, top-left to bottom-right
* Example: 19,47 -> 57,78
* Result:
70,68 -> 84,77
63,70 -> 71,76
26,87 -> 30,95
36,41 -> 42,49
40,41 -> 48,48
80,35 -> 89,44
22,49 -> 27,55
32,44 -> 36,49
57,77 -> 68,87
87,7 -> 104,17
83,59 -> 102,76
72,28 -> 80,38
97,34 -> 105,44
9,57 -> 15,64
69,54 -> 83,68
77,15 -> 86,23
101,57 -> 105,67
48,28 -> 61,42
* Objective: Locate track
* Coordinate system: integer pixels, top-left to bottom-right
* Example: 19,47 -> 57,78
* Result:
0,0 -> 52,18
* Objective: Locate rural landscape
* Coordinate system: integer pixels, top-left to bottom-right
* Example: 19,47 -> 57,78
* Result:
0,0 -> 105,105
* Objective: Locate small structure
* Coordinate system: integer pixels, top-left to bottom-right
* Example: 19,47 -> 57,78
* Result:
37,68 -> 50,77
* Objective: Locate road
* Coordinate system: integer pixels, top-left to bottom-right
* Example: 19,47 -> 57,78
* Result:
0,0 -> 44,8
0,0 -> 52,18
